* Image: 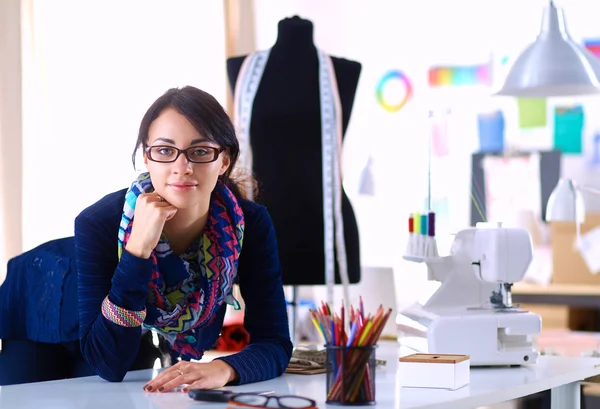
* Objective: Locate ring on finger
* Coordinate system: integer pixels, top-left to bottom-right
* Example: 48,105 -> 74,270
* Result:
157,195 -> 164,202
177,369 -> 184,376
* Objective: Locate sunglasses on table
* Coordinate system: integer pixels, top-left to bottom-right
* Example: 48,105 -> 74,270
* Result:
188,389 -> 317,409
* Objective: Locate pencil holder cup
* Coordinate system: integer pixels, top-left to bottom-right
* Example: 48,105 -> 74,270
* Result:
325,345 -> 377,406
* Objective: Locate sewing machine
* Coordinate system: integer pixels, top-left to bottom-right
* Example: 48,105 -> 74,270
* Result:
399,223 -> 542,366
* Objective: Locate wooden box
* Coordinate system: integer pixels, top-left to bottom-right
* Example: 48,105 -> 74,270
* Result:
398,353 -> 470,390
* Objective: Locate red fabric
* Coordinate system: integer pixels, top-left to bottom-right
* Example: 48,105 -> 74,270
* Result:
215,324 -> 250,352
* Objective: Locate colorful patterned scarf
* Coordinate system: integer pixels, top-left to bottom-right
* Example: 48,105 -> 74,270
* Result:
117,172 -> 244,359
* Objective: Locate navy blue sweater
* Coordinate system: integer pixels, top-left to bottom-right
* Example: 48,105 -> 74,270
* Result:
73,188 -> 291,383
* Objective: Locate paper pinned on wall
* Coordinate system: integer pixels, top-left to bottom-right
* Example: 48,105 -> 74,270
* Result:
578,226 -> 600,275
553,105 -> 584,154
430,110 -> 450,157
477,111 -> 504,153
482,153 -> 542,227
517,98 -> 547,128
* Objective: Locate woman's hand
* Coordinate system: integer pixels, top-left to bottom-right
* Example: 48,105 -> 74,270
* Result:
144,360 -> 238,393
125,192 -> 177,259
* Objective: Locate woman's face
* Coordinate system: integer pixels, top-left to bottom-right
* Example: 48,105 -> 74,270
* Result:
144,107 -> 230,209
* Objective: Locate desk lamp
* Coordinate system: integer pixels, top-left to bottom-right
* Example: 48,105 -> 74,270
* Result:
546,178 -> 600,246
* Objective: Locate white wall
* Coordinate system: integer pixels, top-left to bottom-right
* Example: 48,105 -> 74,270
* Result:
0,0 -> 24,284
21,0 -> 228,251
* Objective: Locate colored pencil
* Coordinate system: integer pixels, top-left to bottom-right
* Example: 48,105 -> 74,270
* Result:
309,300 -> 392,404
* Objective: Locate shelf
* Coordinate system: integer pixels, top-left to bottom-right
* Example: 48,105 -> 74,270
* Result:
512,283 -> 600,308
513,283 -> 600,296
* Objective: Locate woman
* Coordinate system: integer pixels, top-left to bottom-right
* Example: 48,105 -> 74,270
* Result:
0,86 -> 293,391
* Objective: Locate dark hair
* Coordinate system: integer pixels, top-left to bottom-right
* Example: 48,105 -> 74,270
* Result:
133,86 -> 256,200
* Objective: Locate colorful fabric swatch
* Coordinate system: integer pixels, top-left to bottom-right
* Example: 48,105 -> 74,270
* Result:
428,64 -> 490,87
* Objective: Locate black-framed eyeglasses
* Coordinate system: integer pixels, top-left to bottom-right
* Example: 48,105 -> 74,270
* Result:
230,393 -> 317,409
187,390 -> 316,409
145,145 -> 225,164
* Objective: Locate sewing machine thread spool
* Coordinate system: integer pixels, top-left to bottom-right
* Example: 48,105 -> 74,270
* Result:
425,211 -> 438,258
428,211 -> 435,236
404,211 -> 439,260
419,214 -> 428,255
413,212 -> 421,256
405,214 -> 415,256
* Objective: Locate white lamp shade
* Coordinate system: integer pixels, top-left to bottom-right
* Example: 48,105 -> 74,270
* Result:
495,3 -> 600,97
546,178 -> 585,222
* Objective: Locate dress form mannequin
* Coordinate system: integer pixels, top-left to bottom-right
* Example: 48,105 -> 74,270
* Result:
227,16 -> 362,287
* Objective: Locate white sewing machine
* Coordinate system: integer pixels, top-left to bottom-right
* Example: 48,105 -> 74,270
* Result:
399,223 -> 542,366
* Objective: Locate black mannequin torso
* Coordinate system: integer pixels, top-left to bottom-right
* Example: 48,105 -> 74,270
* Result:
227,16 -> 362,286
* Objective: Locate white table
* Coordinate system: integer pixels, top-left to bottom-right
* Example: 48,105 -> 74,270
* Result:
1,342 -> 599,409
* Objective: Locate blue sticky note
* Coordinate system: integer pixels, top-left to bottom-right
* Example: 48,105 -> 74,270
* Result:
477,111 -> 505,153
554,105 -> 584,154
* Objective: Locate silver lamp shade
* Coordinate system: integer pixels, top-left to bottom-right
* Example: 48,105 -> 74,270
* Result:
495,2 -> 600,97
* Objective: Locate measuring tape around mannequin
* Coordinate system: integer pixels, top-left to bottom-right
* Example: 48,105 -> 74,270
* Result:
233,49 -> 351,310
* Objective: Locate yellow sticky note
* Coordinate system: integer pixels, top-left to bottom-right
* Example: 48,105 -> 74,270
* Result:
517,98 -> 547,128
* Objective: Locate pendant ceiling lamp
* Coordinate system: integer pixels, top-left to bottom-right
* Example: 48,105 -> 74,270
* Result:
495,1 -> 600,97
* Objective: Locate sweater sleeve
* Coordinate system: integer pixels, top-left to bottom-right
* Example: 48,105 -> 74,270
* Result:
216,206 -> 293,384
75,212 -> 153,382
